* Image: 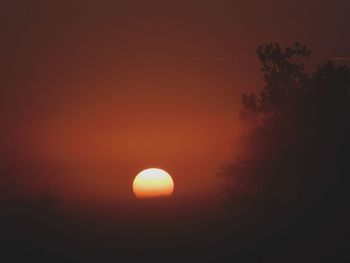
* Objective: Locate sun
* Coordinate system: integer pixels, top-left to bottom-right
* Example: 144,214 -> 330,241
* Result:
132,168 -> 174,198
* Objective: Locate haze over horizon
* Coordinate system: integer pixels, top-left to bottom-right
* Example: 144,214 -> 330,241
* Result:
1,0 -> 350,202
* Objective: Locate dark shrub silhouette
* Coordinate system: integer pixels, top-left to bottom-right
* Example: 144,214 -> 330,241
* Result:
219,43 -> 350,260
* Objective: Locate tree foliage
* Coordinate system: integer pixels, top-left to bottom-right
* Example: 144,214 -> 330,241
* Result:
220,43 -> 350,211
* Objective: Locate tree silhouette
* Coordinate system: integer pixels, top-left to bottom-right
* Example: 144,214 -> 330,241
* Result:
220,43 -> 350,215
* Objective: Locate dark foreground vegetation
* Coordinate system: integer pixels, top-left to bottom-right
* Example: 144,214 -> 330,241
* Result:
1,43 -> 349,262
219,42 -> 350,262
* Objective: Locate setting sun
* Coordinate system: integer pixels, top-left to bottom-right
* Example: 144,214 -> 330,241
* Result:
132,168 -> 174,198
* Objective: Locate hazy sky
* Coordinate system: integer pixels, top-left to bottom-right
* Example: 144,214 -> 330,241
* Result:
1,0 -> 350,202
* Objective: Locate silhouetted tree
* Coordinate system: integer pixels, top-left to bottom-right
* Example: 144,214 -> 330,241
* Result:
220,43 -> 350,215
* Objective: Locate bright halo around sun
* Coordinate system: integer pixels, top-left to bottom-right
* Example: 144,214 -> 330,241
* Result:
133,168 -> 174,198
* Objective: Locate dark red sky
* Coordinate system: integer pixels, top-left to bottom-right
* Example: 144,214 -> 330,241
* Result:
1,0 -> 350,202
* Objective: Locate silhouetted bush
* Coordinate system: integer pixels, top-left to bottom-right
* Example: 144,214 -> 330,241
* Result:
220,42 -> 350,217
219,42 -> 350,261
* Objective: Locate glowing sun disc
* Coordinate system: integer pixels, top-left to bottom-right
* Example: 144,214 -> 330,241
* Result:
133,168 -> 174,198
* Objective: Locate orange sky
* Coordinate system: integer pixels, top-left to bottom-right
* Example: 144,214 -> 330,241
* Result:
1,0 -> 349,202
